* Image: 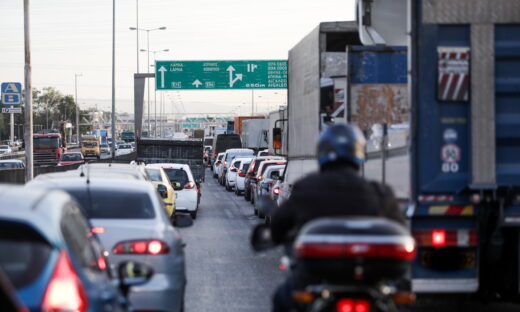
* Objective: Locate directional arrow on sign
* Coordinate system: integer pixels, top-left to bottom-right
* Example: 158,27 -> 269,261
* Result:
158,66 -> 167,88
227,66 -> 243,88
192,80 -> 202,88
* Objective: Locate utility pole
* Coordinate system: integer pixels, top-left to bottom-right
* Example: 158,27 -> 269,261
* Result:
24,0 -> 33,181
75,73 -> 82,143
136,0 -> 139,73
251,90 -> 254,115
111,0 -> 116,156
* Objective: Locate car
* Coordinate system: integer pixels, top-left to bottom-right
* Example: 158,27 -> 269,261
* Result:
244,156 -> 285,201
0,159 -> 25,170
254,164 -> 285,219
219,148 -> 255,186
250,159 -> 287,207
225,157 -> 253,192
150,163 -> 200,220
213,152 -> 225,179
25,178 -> 190,312
234,158 -> 253,196
77,163 -> 150,181
0,186 -> 151,312
100,143 -> 111,155
146,165 -> 177,218
57,152 -> 85,166
116,144 -> 133,156
0,145 -> 12,154
257,149 -> 269,157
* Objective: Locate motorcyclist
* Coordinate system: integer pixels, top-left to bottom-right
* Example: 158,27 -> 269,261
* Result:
269,123 -> 406,312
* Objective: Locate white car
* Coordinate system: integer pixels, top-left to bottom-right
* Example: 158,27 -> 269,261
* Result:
225,157 -> 253,192
148,163 -> 200,219
0,159 -> 25,169
219,148 -> 255,186
0,145 -> 12,154
234,158 -> 253,196
213,152 -> 225,179
116,143 -> 133,156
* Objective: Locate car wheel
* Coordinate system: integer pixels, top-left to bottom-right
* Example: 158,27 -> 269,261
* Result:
191,210 -> 197,220
234,187 -> 240,196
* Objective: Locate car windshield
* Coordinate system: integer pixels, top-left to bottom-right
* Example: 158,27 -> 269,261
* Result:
119,144 -> 131,149
232,160 -> 242,168
61,154 -> 82,161
34,137 -> 59,148
67,189 -> 155,219
82,142 -> 97,148
217,154 -> 224,161
0,221 -> 51,289
241,163 -> 251,172
0,162 -> 19,169
146,168 -> 163,182
226,151 -> 254,163
163,168 -> 189,186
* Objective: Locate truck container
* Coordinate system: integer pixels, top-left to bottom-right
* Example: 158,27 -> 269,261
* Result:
233,116 -> 265,135
241,119 -> 268,150
211,134 -> 242,165
136,138 -> 205,183
285,21 -> 408,197
405,0 -> 520,300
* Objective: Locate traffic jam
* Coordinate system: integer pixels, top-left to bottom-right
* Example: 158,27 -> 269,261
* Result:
1,0 -> 520,311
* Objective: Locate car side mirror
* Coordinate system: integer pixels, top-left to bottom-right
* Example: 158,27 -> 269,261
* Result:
172,182 -> 183,191
250,223 -> 275,252
118,261 -> 153,297
157,184 -> 168,198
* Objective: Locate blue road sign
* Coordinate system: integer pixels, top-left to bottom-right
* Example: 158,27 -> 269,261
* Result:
1,82 -> 22,106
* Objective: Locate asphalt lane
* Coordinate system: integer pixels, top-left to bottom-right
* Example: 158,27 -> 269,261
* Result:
181,169 -> 284,312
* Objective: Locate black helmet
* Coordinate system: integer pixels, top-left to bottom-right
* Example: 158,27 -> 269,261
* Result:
317,123 -> 366,169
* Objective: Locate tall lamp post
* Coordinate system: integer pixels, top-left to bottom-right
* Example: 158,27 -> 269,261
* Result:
75,73 -> 82,143
141,48 -> 169,137
129,26 -> 166,135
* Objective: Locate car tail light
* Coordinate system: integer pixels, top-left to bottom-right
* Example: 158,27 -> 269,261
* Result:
257,175 -> 263,182
91,227 -> 105,234
336,299 -> 371,312
238,170 -> 246,177
273,187 -> 280,195
112,239 -> 170,255
184,181 -> 196,189
413,229 -> 477,247
42,251 -> 88,312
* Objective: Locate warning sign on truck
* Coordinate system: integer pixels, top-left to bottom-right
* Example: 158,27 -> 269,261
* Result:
438,47 -> 470,102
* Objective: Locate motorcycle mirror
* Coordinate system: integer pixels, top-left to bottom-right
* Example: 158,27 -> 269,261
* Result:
118,261 -> 153,297
250,223 -> 275,252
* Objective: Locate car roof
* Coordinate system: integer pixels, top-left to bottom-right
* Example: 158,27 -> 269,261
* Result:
0,159 -> 23,163
264,165 -> 285,173
27,176 -> 156,193
231,157 -> 253,163
225,148 -> 253,153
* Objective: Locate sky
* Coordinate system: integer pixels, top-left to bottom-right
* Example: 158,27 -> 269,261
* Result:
0,0 -> 356,117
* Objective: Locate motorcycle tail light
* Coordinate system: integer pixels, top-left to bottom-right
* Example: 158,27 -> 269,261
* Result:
336,299 -> 371,312
113,239 -> 169,255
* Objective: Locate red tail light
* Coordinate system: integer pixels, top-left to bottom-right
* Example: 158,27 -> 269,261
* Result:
42,251 -> 88,312
113,239 -> 170,255
336,299 -> 371,312
91,227 -> 105,234
273,187 -> 280,195
413,229 -> 477,247
238,170 -> 246,177
184,181 -> 196,189
257,175 -> 263,182
295,241 -> 416,261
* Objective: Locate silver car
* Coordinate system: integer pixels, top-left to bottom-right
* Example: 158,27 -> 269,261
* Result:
26,177 -> 188,312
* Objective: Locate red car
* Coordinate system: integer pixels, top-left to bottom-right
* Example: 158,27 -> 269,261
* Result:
57,152 -> 85,166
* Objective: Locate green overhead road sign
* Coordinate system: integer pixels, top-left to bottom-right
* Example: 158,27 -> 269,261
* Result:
155,60 -> 287,90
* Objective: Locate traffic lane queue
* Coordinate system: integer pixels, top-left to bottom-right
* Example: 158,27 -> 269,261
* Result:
213,150 -> 287,223
0,162 -> 197,312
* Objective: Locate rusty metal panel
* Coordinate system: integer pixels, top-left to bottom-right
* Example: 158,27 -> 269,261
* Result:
423,0 -> 520,24
471,24 -> 496,185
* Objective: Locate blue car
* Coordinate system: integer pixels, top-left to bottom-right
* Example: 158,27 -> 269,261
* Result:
0,186 -> 146,312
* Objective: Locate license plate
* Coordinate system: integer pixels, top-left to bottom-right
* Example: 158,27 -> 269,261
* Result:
421,250 -> 476,270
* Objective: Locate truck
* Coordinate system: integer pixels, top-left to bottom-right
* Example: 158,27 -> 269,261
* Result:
233,116 -> 265,135
241,119 -> 268,150
192,129 -> 205,139
136,138 -> 205,183
403,0 -> 520,302
80,134 -> 101,159
283,21 -> 408,198
121,130 -> 135,143
268,109 -> 288,156
33,133 -> 65,166
93,129 -> 110,154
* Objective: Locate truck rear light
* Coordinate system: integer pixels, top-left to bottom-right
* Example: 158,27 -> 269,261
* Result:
336,298 -> 371,312
413,229 -> 477,247
42,251 -> 88,312
184,181 -> 196,189
112,239 -> 170,255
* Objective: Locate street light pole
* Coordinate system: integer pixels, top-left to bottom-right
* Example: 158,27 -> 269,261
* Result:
75,73 -> 82,143
111,0 -> 116,156
24,0 -> 33,181
136,0 -> 139,73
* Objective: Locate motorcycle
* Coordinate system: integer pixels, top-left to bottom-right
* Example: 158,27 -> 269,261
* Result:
251,216 -> 417,312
